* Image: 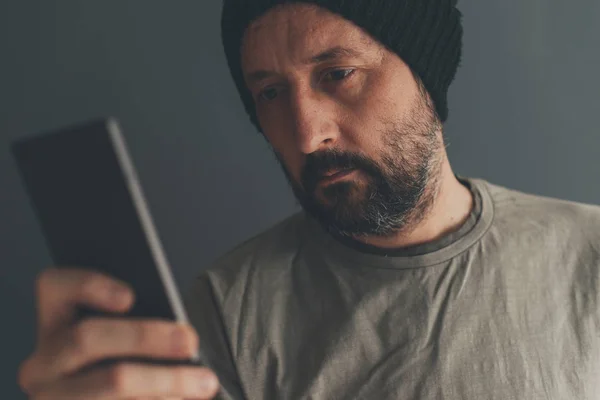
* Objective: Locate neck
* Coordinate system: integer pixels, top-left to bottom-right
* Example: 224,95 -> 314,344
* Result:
355,155 -> 474,250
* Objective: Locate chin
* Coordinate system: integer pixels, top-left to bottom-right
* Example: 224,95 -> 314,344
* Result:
315,181 -> 363,207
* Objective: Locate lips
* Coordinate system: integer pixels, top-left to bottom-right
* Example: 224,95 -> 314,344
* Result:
318,168 -> 355,185
324,169 -> 348,177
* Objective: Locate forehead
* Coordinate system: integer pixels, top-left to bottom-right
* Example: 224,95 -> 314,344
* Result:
241,3 -> 379,69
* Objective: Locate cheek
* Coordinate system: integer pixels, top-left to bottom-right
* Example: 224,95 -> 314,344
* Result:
259,113 -> 304,181
341,100 -> 388,149
346,79 -> 413,147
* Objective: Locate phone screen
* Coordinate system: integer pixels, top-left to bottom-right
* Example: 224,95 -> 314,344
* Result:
12,118 -> 191,324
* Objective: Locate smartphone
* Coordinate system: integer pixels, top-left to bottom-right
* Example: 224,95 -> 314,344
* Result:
12,117 -> 199,365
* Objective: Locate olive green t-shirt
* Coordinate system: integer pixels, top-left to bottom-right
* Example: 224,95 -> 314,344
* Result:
185,178 -> 600,400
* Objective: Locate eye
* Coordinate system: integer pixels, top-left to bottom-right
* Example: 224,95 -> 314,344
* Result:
257,87 -> 279,102
323,68 -> 356,82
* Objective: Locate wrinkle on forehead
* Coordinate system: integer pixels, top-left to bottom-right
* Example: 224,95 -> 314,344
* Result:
242,3 -> 381,70
246,3 -> 331,38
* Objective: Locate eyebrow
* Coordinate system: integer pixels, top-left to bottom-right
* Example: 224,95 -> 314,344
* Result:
245,46 -> 364,84
309,46 -> 363,64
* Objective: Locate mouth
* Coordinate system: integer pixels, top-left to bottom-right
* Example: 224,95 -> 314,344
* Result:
318,168 -> 356,186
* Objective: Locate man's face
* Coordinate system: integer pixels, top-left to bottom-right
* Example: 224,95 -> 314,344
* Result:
241,4 -> 443,238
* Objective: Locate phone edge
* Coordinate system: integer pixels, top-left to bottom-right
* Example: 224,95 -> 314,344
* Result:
106,118 -> 200,363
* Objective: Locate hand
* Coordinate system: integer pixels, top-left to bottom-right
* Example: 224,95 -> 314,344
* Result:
18,267 -> 220,399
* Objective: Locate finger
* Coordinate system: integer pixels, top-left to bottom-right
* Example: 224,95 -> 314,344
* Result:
122,398 -> 180,400
121,398 -> 180,400
31,363 -> 219,400
36,267 -> 134,334
123,398 -> 180,400
25,319 -> 199,388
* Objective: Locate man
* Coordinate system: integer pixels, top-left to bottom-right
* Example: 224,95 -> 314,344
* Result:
18,0 -> 600,399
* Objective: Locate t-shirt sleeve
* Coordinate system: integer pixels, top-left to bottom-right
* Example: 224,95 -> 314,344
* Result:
184,272 -> 247,400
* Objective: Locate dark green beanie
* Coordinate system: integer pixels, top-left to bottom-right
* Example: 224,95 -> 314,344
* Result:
221,0 -> 463,131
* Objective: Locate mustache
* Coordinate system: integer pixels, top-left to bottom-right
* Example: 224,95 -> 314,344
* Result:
301,150 -> 381,190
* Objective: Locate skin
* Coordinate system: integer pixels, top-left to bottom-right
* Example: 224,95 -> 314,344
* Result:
17,3 -> 473,399
242,4 -> 473,249
18,268 -> 220,399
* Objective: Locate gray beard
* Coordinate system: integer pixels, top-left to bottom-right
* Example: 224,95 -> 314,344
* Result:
275,126 -> 442,238
272,80 -> 443,238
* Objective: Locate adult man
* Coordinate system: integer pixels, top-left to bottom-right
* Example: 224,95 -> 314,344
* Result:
18,0 -> 600,399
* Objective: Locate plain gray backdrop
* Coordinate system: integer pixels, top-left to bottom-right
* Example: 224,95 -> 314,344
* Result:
1,1 -> 598,398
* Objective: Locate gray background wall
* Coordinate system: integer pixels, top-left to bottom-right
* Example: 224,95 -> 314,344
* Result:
1,0 -> 598,397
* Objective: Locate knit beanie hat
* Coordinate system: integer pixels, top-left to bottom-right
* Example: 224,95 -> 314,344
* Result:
221,0 -> 463,131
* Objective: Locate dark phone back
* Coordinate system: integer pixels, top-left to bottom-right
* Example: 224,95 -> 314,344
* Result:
11,118 -> 191,324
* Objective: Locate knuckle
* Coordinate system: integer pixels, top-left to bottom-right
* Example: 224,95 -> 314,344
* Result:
71,319 -> 99,356
165,366 -> 185,393
134,322 -> 157,349
106,363 -> 134,395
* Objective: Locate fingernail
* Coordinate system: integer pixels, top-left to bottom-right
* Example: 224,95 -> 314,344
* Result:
197,375 -> 219,394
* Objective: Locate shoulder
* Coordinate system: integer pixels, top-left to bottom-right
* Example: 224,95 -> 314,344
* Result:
194,211 -> 310,295
476,178 -> 600,246
481,178 -> 600,223
183,211 -> 310,393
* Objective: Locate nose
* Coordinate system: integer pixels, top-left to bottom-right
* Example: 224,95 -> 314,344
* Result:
289,88 -> 340,154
